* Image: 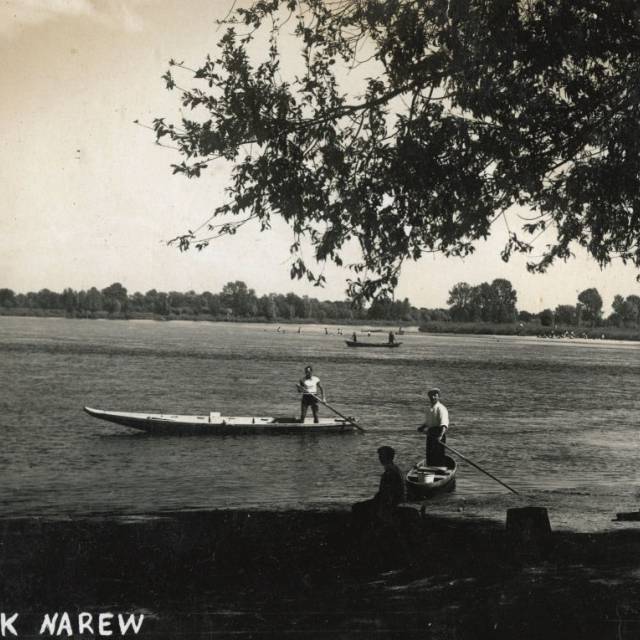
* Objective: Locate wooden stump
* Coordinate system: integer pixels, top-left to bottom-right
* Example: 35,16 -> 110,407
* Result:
615,511 -> 640,521
506,507 -> 552,557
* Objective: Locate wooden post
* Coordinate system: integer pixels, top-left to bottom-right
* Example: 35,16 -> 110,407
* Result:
506,507 -> 552,557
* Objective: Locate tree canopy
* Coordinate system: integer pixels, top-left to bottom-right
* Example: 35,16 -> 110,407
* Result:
577,286 -> 603,324
447,278 -> 517,322
611,293 -> 640,325
155,0 -> 640,300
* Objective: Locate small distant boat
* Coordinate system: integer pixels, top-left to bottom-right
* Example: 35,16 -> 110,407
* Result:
345,340 -> 401,348
84,407 -> 357,435
405,455 -> 457,499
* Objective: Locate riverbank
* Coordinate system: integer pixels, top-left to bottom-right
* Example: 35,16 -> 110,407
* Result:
3,309 -> 639,342
419,320 -> 640,341
0,307 -> 407,328
2,509 -> 640,639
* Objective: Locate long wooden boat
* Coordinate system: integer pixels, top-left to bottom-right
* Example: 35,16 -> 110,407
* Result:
345,340 -> 402,348
405,455 -> 457,499
84,407 -> 357,435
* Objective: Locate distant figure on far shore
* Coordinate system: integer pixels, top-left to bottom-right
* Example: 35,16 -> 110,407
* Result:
352,331 -> 358,342
388,331 -> 395,344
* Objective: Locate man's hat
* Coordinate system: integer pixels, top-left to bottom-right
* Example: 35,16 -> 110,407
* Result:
427,388 -> 441,396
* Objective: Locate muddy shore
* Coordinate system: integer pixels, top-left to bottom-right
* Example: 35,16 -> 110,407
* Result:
1,509 -> 640,639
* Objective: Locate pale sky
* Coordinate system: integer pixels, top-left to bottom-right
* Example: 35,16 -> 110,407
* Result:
1,0 -> 638,313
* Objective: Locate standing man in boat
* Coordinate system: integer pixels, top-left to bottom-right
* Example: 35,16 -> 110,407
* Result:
297,365 -> 325,423
417,388 -> 449,467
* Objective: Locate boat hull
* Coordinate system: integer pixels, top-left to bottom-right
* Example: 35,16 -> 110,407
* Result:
345,340 -> 401,348
84,407 -> 356,435
405,455 -> 457,499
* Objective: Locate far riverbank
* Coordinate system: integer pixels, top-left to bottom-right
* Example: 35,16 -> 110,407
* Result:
2,307 -> 640,342
418,320 -> 640,342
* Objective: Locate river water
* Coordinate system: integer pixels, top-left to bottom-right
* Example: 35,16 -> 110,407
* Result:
1,316 -> 639,531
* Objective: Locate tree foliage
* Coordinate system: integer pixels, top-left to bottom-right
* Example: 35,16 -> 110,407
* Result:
155,0 -> 640,300
447,278 -> 517,322
554,304 -> 577,325
539,308 -> 554,326
577,287 -> 603,324
0,288 -> 16,307
610,293 -> 640,325
0,282 -> 426,322
101,282 -> 128,314
4,280 -> 640,327
447,282 -> 475,321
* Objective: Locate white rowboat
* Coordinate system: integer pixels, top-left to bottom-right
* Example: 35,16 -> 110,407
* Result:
84,407 -> 356,435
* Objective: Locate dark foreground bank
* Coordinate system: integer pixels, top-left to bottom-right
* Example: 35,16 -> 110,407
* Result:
2,509 -> 640,640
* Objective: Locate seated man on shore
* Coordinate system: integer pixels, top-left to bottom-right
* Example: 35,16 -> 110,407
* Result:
351,446 -> 406,530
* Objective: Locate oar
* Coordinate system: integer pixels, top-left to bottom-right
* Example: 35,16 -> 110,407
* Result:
297,388 -> 365,432
441,441 -> 519,495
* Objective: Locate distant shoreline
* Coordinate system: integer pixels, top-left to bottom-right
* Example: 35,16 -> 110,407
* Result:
2,308 -> 639,342
0,308 -> 409,328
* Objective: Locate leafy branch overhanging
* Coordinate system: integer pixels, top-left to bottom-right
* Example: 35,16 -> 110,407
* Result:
154,0 -> 640,300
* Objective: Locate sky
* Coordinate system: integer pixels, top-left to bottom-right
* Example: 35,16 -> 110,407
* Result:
1,0 -> 639,314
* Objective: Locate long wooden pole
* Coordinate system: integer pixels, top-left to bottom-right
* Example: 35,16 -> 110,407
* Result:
298,389 -> 365,432
441,442 -> 519,495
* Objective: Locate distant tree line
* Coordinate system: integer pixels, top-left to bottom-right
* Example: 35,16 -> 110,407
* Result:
446,280 -> 640,328
0,281 -> 434,323
537,289 -> 640,329
0,280 -> 637,327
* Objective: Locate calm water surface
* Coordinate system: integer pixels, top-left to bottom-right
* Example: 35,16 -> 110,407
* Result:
1,316 -> 639,532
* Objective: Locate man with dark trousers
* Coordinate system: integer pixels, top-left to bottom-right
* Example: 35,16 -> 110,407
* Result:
297,365 -> 325,423
417,388 -> 449,467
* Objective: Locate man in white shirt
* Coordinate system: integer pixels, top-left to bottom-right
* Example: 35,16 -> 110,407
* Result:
417,388 -> 449,466
297,365 -> 325,423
